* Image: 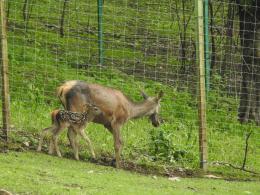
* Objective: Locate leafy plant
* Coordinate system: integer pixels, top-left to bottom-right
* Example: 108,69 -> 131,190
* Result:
148,127 -> 188,164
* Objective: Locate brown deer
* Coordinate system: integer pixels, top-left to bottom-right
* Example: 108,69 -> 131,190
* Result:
37,103 -> 101,159
57,80 -> 163,168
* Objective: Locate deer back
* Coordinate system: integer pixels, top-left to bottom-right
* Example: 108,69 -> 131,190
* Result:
57,81 -> 131,125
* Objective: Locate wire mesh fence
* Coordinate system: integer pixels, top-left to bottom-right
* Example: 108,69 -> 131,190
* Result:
1,0 -> 259,174
207,0 -> 260,173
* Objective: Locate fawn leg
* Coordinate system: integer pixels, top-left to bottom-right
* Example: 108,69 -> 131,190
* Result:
52,127 -> 64,157
67,126 -> 79,160
78,127 -> 96,159
37,127 -> 52,152
48,138 -> 54,155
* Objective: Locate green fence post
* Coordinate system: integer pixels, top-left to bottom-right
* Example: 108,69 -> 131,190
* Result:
97,0 -> 103,65
204,0 -> 210,94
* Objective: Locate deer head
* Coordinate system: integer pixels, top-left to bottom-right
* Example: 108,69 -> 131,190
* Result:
141,90 -> 164,127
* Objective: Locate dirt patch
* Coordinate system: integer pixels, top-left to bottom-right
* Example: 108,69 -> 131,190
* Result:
90,154 -> 197,178
0,130 -> 199,178
1,130 -> 259,181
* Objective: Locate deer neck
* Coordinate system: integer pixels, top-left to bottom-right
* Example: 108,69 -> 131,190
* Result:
129,100 -> 155,119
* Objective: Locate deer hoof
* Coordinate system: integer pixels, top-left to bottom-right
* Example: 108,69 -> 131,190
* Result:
48,150 -> 54,155
92,153 -> 96,159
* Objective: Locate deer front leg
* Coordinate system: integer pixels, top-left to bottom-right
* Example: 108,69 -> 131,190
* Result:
67,126 -> 79,160
78,127 -> 96,159
111,124 -> 123,168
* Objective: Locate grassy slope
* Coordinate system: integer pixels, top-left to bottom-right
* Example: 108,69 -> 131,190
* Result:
0,152 -> 259,195
3,0 -> 260,177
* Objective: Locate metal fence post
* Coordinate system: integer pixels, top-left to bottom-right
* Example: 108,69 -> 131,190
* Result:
196,0 -> 208,171
0,0 -> 10,142
204,0 -> 210,94
97,0 -> 104,65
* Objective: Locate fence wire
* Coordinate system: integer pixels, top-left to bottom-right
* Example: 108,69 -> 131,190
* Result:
207,0 -> 260,173
1,0 -> 259,174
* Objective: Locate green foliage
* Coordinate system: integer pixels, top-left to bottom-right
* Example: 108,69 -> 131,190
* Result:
148,126 -> 187,163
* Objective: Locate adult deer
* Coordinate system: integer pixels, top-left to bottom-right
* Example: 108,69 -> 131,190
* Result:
57,80 -> 163,168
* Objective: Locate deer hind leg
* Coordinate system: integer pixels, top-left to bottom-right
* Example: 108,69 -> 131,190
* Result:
37,126 -> 54,152
67,126 -> 79,160
78,126 -> 96,159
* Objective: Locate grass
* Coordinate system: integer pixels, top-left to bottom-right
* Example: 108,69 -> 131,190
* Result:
0,151 -> 259,195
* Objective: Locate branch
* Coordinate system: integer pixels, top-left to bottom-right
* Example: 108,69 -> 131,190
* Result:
212,2 -> 223,18
60,0 -> 69,38
211,131 -> 258,175
211,161 -> 259,175
242,131 -> 252,169
23,0 -> 29,21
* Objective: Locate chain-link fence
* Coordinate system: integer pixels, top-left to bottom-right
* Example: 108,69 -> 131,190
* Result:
1,0 -> 259,174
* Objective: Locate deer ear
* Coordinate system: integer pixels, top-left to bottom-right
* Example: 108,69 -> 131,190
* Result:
140,90 -> 149,100
155,90 -> 164,102
158,90 -> 164,99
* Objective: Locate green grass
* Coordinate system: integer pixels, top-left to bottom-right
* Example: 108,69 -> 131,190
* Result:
0,151 -> 259,195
